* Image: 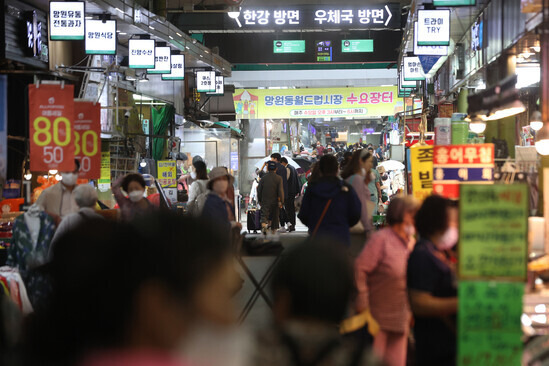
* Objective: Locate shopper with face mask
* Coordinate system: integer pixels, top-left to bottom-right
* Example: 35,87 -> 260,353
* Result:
354,196 -> 419,366
36,159 -> 81,223
113,173 -> 154,222
407,195 -> 458,366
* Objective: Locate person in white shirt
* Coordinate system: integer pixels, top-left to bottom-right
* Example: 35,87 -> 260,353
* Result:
35,160 -> 80,223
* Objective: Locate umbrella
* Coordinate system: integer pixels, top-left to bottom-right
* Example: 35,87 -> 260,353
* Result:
255,156 -> 301,171
378,160 -> 405,171
293,157 -> 312,172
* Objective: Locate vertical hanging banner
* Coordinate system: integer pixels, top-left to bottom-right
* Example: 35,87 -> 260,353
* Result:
98,151 -> 111,192
74,101 -> 101,179
29,84 -> 75,172
157,160 -> 177,188
459,184 -> 528,279
458,281 -> 523,366
433,144 -> 494,199
410,145 -> 433,201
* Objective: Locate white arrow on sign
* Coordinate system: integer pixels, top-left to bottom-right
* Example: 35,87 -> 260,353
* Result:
385,5 -> 393,26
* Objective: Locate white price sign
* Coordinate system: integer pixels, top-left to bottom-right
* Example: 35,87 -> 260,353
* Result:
403,56 -> 425,81
414,22 -> 448,56
196,71 -> 215,92
49,2 -> 85,40
417,10 -> 450,46
128,39 -> 155,69
161,54 -> 185,80
207,76 -> 225,95
148,47 -> 171,74
85,20 -> 116,55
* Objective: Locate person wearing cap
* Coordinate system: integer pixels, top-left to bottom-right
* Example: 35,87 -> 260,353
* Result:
257,161 -> 284,235
201,167 -> 241,235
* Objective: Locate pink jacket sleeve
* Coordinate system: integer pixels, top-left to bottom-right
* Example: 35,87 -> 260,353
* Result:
354,232 -> 385,311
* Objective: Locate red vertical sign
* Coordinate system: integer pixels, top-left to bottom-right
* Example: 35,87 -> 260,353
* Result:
74,101 -> 101,179
29,84 -> 75,171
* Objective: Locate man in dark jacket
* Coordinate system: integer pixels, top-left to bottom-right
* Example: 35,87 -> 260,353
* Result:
280,157 -> 300,232
258,161 -> 284,234
298,155 -> 361,247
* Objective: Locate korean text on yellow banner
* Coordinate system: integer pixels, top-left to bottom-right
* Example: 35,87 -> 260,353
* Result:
233,87 -> 403,119
157,160 -> 177,188
410,145 -> 433,201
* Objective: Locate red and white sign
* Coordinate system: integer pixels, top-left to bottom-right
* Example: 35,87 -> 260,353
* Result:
74,101 -> 101,179
433,144 -> 495,199
29,84 -> 75,172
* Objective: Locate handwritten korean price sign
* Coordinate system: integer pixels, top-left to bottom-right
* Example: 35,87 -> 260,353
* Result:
410,145 -> 433,201
29,84 -> 75,172
157,160 -> 177,188
74,101 -> 101,179
459,184 -> 528,280
458,281 -> 523,366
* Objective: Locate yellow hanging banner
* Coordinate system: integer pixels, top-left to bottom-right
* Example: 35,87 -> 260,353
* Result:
233,86 -> 403,119
410,145 -> 433,201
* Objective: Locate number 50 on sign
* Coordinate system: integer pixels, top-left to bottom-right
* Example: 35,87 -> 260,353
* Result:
29,84 -> 75,172
74,101 -> 101,179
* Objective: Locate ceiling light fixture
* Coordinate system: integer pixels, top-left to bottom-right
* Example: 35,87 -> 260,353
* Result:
469,116 -> 487,134
536,124 -> 549,155
530,111 -> 543,131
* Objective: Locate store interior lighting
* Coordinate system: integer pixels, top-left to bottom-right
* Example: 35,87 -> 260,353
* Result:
535,123 -> 549,155
516,64 -> 540,89
23,171 -> 32,181
484,99 -> 526,121
469,116 -> 487,133
530,111 -> 543,131
48,169 -> 58,175
140,159 -> 147,167
55,174 -> 62,181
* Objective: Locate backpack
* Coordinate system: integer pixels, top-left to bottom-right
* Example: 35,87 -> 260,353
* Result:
187,182 -> 209,217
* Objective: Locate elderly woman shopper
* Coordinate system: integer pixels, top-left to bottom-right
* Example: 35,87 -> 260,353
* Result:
113,173 -> 154,222
50,184 -> 103,252
201,167 -> 241,236
354,196 -> 419,366
341,149 -> 374,256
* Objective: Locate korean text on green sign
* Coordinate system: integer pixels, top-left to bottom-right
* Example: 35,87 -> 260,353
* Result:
341,40 -> 374,53
458,281 -> 523,366
273,40 -> 306,53
459,184 -> 528,280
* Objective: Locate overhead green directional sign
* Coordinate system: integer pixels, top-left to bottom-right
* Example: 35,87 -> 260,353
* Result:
342,39 -> 374,53
273,40 -> 306,54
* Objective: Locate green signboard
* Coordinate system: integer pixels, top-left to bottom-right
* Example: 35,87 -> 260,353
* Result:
433,0 -> 475,6
459,184 -> 528,280
342,40 -> 374,53
273,40 -> 306,54
458,281 -> 523,366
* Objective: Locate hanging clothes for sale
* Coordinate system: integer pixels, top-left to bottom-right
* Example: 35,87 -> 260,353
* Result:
0,267 -> 33,314
6,205 -> 56,309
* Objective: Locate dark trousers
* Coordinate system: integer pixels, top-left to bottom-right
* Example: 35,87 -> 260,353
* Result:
261,202 -> 280,230
284,195 -> 296,226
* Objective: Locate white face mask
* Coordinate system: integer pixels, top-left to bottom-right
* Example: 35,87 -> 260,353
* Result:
190,171 -> 197,180
438,227 -> 459,250
129,190 -> 144,203
61,173 -> 78,186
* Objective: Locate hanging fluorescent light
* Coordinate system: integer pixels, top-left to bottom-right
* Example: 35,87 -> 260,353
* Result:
535,123 -> 549,155
55,174 -> 63,181
530,111 -> 543,131
484,99 -> 526,121
24,172 -> 32,181
140,159 -> 147,167
48,169 -> 58,175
